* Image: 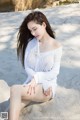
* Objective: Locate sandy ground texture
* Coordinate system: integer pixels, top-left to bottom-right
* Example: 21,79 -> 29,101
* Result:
0,3 -> 80,120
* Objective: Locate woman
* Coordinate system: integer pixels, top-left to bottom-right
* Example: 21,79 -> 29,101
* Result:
9,11 -> 62,120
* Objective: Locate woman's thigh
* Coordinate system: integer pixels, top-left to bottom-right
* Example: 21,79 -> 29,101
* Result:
19,84 -> 52,102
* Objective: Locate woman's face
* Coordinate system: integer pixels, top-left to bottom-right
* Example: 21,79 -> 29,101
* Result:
27,20 -> 46,40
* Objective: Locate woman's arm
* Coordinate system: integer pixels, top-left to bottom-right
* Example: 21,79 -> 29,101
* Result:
24,38 -> 36,76
25,63 -> 36,76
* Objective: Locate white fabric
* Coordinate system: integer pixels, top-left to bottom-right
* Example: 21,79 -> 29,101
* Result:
23,37 -> 62,98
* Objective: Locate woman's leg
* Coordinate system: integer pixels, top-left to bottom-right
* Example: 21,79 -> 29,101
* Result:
21,99 -> 31,110
9,85 -> 31,120
9,84 -> 52,120
9,99 -> 30,120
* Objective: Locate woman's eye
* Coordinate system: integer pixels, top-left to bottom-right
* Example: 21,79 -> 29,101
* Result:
30,28 -> 37,33
33,28 -> 37,31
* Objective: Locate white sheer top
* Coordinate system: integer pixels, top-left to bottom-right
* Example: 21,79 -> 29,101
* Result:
23,37 -> 62,91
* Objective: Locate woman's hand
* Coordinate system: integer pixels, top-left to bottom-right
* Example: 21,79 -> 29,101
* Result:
43,87 -> 52,96
27,78 -> 36,95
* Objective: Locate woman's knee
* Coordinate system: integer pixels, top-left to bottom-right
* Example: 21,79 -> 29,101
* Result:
10,85 -> 21,95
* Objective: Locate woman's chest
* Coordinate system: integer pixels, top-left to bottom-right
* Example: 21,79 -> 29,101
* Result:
27,48 -> 54,71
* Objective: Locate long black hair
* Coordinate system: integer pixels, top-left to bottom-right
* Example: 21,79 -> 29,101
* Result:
17,11 -> 55,67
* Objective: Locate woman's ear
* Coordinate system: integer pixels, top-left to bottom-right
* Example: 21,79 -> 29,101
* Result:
42,22 -> 46,28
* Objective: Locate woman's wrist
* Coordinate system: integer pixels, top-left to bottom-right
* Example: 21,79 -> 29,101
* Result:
31,78 -> 36,85
33,74 -> 39,84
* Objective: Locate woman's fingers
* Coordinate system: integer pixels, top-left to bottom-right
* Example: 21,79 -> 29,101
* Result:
43,87 -> 52,101
27,85 -> 31,94
44,87 -> 52,96
33,86 -> 35,94
29,85 -> 32,95
46,87 -> 52,100
27,85 -> 35,95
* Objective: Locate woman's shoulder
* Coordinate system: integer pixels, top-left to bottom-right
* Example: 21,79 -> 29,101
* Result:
52,39 -> 62,49
27,37 -> 37,48
25,37 -> 37,52
28,37 -> 37,45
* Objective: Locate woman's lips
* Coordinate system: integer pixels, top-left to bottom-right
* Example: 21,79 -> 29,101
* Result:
36,35 -> 39,38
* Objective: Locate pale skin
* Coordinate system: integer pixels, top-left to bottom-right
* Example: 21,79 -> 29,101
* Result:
9,20 -> 61,120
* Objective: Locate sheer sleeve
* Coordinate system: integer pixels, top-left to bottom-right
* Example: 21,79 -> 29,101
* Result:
24,38 -> 36,76
33,47 -> 62,84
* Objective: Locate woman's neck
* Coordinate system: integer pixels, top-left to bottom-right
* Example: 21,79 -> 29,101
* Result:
39,32 -> 52,44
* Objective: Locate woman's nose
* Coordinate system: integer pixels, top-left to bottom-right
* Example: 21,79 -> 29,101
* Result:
31,31 -> 36,36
